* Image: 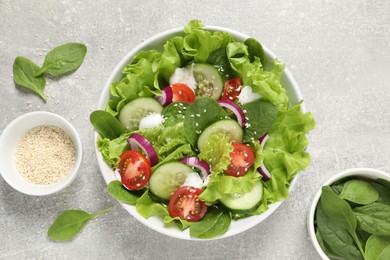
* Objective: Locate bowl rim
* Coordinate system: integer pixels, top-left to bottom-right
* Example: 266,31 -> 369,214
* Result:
94,25 -> 305,240
307,167 -> 390,259
0,111 -> 83,196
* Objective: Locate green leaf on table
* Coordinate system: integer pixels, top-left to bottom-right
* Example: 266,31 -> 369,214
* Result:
353,203 -> 390,236
35,42 -> 87,77
90,110 -> 126,140
339,179 -> 379,205
48,207 -> 113,241
190,206 -> 231,239
107,180 -> 139,205
13,56 -> 47,100
365,235 -> 390,260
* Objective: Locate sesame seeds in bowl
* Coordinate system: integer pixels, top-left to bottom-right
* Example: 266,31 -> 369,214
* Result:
0,111 -> 82,196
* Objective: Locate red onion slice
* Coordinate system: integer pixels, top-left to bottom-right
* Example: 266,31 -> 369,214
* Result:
127,133 -> 158,166
217,99 -> 246,128
259,133 -> 269,148
179,157 -> 210,180
258,164 -> 271,181
155,86 -> 173,106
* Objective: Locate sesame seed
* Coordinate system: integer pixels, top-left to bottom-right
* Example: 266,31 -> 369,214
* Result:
15,126 -> 75,185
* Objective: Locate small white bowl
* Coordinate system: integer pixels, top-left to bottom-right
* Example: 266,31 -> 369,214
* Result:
0,111 -> 82,196
95,25 -> 305,240
307,168 -> 390,259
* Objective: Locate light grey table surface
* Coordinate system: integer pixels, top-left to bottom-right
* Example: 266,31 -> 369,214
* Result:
1,0 -> 390,259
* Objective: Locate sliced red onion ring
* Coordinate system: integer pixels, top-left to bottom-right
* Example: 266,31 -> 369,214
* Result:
259,133 -> 269,147
217,99 -> 246,128
179,157 -> 210,180
155,86 -> 173,106
258,164 -> 271,181
127,133 -> 158,166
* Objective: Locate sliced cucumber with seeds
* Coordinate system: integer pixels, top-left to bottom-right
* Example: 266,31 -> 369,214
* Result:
197,119 -> 243,151
118,97 -> 163,131
220,180 -> 263,213
149,162 -> 194,201
188,63 -> 223,100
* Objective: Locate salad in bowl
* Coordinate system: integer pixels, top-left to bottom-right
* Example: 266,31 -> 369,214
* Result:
91,20 -> 315,240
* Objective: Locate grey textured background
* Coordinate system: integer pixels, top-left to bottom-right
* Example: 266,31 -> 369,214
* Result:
1,0 -> 390,259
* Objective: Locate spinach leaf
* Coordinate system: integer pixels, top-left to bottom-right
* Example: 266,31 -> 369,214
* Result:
242,100 -> 278,142
376,178 -> 390,190
365,235 -> 390,260
320,186 -> 365,255
207,47 -> 236,81
90,110 -> 126,140
35,42 -> 87,77
339,179 -> 379,205
315,228 -> 346,260
316,203 -> 363,260
184,97 -> 227,146
372,183 -> 390,205
13,56 -> 47,100
48,207 -> 113,241
107,180 -> 139,205
353,203 -> 390,236
189,206 -> 231,239
331,184 -> 344,195
162,102 -> 189,126
135,191 -> 169,218
244,38 -> 265,63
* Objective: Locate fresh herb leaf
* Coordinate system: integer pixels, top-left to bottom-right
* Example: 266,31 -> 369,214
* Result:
184,97 -> 227,146
315,203 -> 363,259
242,100 -> 278,142
35,42 -> 87,77
189,206 -> 231,239
244,38 -> 265,63
365,235 -> 390,260
90,110 -> 126,140
339,179 -> 379,205
107,180 -> 139,205
320,186 -> 365,255
135,191 -> 169,218
372,182 -> 390,205
48,207 -> 113,241
13,56 -> 47,100
353,203 -> 390,236
161,102 -> 189,126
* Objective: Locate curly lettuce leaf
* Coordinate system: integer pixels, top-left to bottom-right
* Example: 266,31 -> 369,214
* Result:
227,42 -> 289,110
97,133 -> 129,167
261,102 -> 315,202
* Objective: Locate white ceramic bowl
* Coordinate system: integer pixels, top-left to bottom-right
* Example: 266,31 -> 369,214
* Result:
0,111 -> 82,196
95,25 -> 304,240
307,168 -> 390,259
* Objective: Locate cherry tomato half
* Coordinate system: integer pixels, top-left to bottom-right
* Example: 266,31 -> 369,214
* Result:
168,186 -> 207,222
226,143 -> 255,177
118,150 -> 151,190
221,77 -> 242,101
171,83 -> 195,103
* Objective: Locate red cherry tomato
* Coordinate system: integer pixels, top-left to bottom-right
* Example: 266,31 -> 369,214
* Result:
171,83 -> 195,103
118,150 -> 151,190
168,186 -> 207,222
221,77 -> 242,101
226,143 -> 255,177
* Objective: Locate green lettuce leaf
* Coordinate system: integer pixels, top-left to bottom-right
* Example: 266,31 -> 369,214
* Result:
261,102 -> 315,202
227,42 -> 289,110
97,133 -> 130,167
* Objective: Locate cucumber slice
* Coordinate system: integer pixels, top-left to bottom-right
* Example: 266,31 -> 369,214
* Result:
220,180 -> 263,213
189,63 -> 223,100
149,162 -> 194,200
197,119 -> 243,151
118,97 -> 163,131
